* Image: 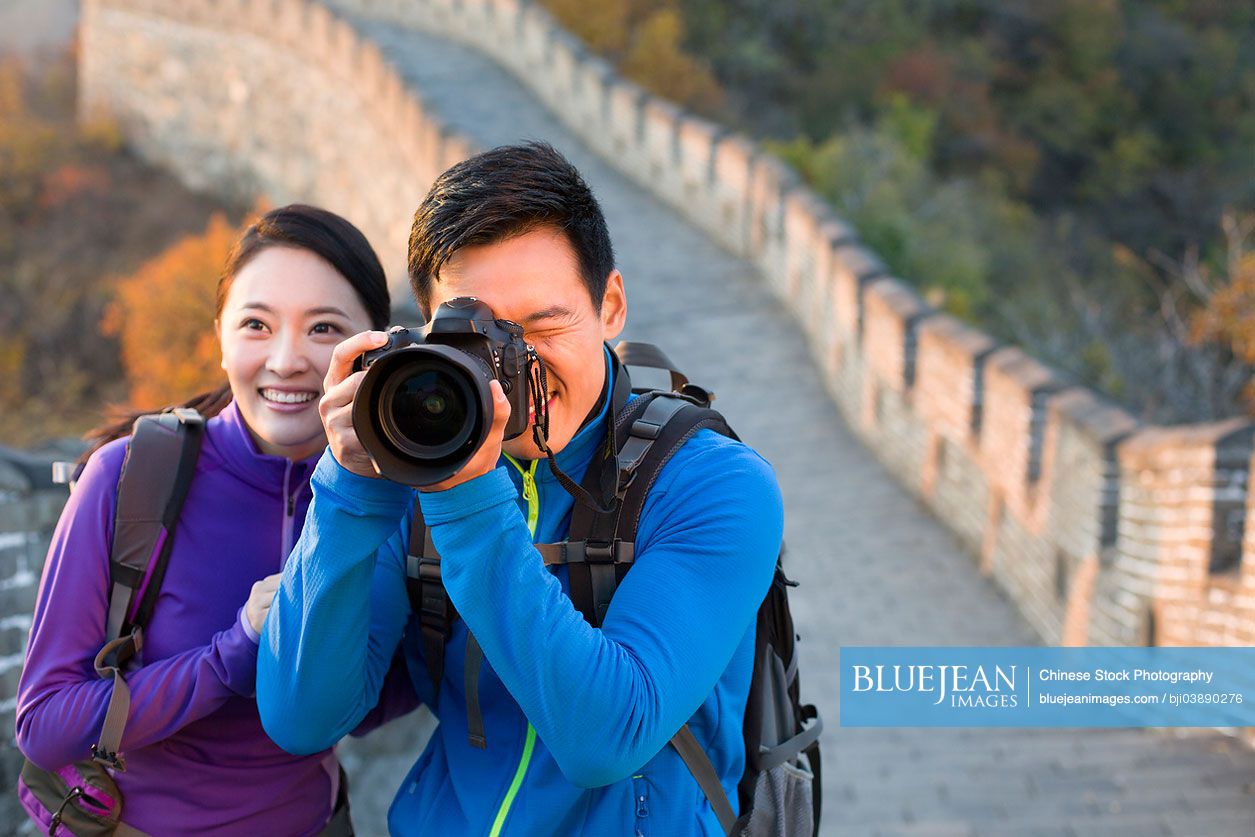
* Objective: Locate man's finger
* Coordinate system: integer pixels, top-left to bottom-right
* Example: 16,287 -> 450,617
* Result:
321,370 -> 369,415
326,331 -> 388,390
489,379 -> 511,434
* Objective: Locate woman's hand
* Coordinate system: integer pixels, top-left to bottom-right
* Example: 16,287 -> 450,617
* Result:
246,573 -> 283,635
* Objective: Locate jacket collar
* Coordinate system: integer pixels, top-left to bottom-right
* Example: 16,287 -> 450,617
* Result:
518,345 -> 615,487
206,400 -> 323,492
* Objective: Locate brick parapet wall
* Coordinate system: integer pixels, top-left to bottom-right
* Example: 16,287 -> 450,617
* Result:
0,453 -> 69,824
32,4 -> 1246,773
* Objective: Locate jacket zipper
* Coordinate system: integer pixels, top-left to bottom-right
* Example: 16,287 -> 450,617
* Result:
489,455 -> 541,836
281,461 -> 303,567
633,774 -> 650,836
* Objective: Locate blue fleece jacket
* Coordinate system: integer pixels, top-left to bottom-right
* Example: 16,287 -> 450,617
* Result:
257,355 -> 783,835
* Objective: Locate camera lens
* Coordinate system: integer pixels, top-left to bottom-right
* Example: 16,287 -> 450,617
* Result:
380,364 -> 475,457
352,339 -> 499,486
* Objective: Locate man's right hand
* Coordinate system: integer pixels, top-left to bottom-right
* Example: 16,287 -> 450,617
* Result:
319,330 -> 390,479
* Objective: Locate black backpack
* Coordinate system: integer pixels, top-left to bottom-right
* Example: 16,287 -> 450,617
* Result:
20,408 -> 205,835
406,342 -> 823,836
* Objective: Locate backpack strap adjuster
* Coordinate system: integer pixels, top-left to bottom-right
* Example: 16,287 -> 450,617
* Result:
582,540 -> 615,563
415,554 -> 443,584
629,418 -> 663,440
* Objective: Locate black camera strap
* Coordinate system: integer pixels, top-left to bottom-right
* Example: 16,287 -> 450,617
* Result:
528,348 -> 619,516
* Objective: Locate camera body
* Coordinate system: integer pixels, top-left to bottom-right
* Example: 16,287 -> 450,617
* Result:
352,297 -> 533,486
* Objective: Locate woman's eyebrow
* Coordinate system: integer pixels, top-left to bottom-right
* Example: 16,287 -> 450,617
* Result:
522,305 -> 576,324
305,306 -> 351,318
239,303 -> 350,318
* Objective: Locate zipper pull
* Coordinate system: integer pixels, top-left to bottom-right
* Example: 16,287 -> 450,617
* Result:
633,775 -> 649,819
521,462 -> 539,537
504,454 -> 541,538
287,493 -> 295,516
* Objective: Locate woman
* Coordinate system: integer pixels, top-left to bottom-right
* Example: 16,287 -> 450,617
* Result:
16,204 -> 392,834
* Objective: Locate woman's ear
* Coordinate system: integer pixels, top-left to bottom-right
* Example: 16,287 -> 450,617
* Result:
215,318 -> 226,372
599,270 -> 627,342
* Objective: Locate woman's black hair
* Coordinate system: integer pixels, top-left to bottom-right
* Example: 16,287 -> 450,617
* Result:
80,204 -> 391,462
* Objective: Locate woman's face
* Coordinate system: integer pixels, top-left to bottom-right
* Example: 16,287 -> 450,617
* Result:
217,246 -> 374,461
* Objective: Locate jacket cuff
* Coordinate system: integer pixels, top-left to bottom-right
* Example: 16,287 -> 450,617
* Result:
219,617 -> 261,697
418,466 -> 517,524
313,448 -> 414,516
239,606 -> 260,644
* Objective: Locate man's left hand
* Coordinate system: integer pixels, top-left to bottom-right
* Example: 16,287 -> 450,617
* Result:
420,379 -> 511,492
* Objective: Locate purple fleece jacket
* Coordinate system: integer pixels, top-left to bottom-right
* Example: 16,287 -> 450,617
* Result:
16,402 -> 346,835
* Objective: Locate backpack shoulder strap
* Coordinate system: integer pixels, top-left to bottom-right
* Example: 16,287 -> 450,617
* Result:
406,504 -> 491,749
94,407 -> 204,771
106,408 -> 205,643
556,390 -> 734,629
613,341 -> 688,392
405,503 -> 456,703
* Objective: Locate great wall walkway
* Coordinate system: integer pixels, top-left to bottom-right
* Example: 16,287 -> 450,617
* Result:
325,16 -> 1255,837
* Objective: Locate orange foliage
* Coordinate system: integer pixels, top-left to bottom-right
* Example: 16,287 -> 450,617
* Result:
38,162 -> 111,210
544,0 -> 631,54
540,0 -> 723,113
1191,252 -> 1255,412
621,8 -> 723,111
101,213 -> 237,409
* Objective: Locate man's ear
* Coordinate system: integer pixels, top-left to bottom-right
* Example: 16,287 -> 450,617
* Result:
599,270 -> 627,342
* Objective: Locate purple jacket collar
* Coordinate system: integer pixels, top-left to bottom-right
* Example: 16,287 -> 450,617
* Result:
207,401 -> 324,493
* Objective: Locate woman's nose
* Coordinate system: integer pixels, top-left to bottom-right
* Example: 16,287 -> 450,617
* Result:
266,333 -> 312,376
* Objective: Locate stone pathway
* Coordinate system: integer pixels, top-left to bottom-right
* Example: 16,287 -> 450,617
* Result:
335,17 -> 1255,837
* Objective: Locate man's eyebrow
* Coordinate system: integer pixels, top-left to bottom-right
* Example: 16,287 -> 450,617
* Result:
521,305 -> 577,324
240,302 -> 351,318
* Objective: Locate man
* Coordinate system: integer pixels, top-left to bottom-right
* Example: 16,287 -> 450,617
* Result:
257,142 -> 783,834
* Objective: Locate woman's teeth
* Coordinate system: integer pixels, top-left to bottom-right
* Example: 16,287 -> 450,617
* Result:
261,388 -> 317,404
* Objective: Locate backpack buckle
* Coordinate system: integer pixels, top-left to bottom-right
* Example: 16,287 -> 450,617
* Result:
416,555 -> 443,583
615,466 -> 638,497
583,540 -> 615,563
90,744 -> 124,771
630,418 -> 663,440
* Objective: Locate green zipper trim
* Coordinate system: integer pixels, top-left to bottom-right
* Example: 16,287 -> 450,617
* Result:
489,723 -> 537,837
489,454 -> 541,836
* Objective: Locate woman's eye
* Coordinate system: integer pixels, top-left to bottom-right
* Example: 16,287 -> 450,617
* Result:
242,318 -> 267,332
311,322 -> 343,336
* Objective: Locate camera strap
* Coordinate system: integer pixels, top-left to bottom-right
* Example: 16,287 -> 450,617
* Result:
527,348 -> 619,515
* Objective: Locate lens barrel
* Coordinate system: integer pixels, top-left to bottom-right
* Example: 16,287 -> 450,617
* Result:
352,343 -> 494,486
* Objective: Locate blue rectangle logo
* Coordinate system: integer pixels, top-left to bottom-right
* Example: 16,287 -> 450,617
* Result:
839,647 -> 1255,727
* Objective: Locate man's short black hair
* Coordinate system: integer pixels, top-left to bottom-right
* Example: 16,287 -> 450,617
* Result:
408,142 -> 616,316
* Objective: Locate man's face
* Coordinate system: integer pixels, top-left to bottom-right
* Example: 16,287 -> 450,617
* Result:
429,226 -> 626,461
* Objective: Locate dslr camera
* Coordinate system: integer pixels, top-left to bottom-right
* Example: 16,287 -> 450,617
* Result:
352,297 -> 534,486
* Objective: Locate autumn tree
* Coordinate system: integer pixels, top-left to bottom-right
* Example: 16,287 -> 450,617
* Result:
101,213 -> 238,410
1187,215 -> 1255,415
541,0 -> 723,113
0,47 -> 234,447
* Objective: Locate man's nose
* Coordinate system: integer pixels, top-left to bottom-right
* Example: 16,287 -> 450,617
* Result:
266,332 -> 312,376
